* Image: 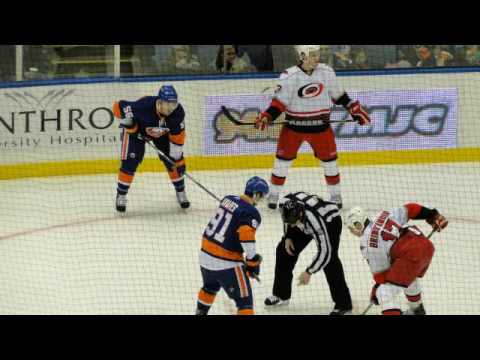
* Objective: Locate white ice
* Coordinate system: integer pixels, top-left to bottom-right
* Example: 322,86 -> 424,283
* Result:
0,162 -> 479,315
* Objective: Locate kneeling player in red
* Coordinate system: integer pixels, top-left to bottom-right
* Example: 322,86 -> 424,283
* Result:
345,203 -> 448,315
196,177 -> 269,315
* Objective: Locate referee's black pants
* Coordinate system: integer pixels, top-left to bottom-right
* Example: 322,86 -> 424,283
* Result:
272,217 -> 352,310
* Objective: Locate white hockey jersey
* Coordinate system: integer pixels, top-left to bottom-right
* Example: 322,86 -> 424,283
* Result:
360,207 -> 410,274
273,64 -> 345,128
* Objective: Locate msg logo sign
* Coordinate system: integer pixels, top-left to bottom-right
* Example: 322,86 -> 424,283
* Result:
213,108 -> 283,143
204,89 -> 458,156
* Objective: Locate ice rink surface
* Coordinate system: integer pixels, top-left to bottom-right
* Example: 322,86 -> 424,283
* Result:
1,162 -> 479,315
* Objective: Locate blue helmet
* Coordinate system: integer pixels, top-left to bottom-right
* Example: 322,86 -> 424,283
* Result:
245,176 -> 269,197
158,85 -> 178,102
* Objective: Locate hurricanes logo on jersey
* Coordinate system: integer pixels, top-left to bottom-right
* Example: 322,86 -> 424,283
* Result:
297,83 -> 324,98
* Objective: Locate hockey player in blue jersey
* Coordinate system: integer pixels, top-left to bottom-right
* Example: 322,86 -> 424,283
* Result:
112,85 -> 190,212
196,176 -> 269,315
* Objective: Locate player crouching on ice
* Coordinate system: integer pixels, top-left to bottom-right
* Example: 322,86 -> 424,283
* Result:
345,204 -> 448,315
112,85 -> 190,212
196,177 -> 269,315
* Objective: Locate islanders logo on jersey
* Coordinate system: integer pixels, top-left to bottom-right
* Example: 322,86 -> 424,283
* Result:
297,83 -> 324,98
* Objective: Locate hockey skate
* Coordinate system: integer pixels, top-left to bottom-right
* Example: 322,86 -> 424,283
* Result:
329,194 -> 343,210
116,194 -> 127,213
264,295 -> 290,307
329,307 -> 353,316
267,193 -> 279,210
403,303 -> 426,315
176,191 -> 191,209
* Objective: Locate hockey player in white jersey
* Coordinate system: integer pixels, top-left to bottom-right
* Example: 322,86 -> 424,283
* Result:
255,45 -> 371,210
345,203 -> 448,315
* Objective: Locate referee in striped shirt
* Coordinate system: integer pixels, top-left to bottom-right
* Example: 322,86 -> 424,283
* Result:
264,192 -> 353,315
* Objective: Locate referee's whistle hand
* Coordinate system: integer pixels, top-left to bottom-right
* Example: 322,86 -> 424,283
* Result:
297,272 -> 311,286
285,239 -> 295,256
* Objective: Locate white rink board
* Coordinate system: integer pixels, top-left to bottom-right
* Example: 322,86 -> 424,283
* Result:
1,70 -> 480,164
0,163 -> 479,315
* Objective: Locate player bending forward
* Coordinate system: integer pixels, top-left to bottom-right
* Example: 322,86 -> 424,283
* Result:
265,192 -> 353,315
196,177 -> 269,315
112,85 -> 190,212
255,45 -> 371,210
345,204 -> 448,315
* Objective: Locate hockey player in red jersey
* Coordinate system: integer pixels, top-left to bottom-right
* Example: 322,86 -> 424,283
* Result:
255,45 -> 371,210
345,203 -> 448,315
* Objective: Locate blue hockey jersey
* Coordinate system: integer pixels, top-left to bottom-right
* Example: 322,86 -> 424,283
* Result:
200,195 -> 261,270
113,96 -> 186,145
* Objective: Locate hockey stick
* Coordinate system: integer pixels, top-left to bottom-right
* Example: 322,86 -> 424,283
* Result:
221,106 -> 357,126
143,138 -> 222,203
361,303 -> 374,315
361,228 -> 440,315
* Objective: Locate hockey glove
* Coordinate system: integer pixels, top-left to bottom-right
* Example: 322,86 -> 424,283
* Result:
246,254 -> 262,279
254,112 -> 272,131
426,209 -> 448,232
347,100 -> 371,126
370,283 -> 380,305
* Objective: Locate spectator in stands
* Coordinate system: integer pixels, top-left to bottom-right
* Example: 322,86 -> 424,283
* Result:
318,45 -> 335,67
432,45 -> 455,67
237,45 -> 273,72
23,46 -> 52,80
332,45 -> 353,69
215,45 -> 255,73
385,50 -> 413,69
152,45 -> 175,73
397,46 -> 417,67
416,46 -> 436,67
462,45 -> 480,65
272,45 -> 298,72
350,48 -> 369,70
0,45 -> 16,82
193,45 -> 218,73
172,45 -> 201,73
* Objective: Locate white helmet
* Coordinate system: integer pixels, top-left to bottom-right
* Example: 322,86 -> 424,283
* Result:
295,45 -> 321,60
344,207 -> 368,230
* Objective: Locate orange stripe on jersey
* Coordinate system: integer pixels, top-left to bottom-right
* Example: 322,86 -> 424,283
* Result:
121,131 -> 129,160
198,289 -> 216,306
235,266 -> 248,298
112,101 -> 122,119
237,308 -> 254,315
169,131 -> 186,145
238,225 -> 256,242
118,171 -> 134,184
246,258 -> 260,268
175,159 -> 186,168
168,160 -> 185,181
168,169 -> 180,181
201,238 -> 243,262
125,123 -> 139,134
